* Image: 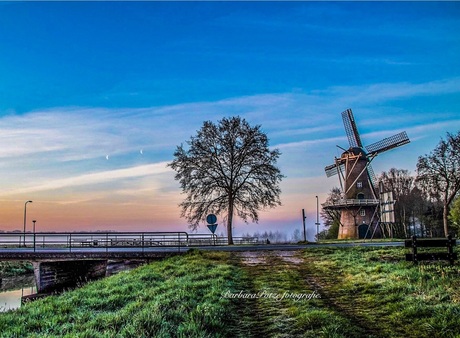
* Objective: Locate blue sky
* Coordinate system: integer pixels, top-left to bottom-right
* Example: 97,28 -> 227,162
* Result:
0,2 -> 459,239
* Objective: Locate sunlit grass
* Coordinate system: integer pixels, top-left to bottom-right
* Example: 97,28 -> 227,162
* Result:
0,250 -> 238,338
302,246 -> 460,338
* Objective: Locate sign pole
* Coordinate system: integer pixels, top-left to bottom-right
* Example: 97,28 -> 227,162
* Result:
206,214 -> 218,246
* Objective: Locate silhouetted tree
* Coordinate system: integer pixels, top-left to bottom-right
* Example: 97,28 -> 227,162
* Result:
168,116 -> 283,244
320,187 -> 341,239
416,131 -> 460,237
449,196 -> 460,235
420,202 -> 444,237
291,228 -> 302,242
379,168 -> 416,237
410,186 -> 432,237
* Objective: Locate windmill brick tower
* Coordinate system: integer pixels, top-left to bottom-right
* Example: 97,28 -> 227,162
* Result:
323,109 -> 410,239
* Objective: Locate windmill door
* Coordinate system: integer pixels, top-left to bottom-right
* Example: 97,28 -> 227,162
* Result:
358,224 -> 370,239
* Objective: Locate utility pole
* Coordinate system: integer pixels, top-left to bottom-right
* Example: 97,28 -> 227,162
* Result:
302,209 -> 307,242
315,196 -> 320,242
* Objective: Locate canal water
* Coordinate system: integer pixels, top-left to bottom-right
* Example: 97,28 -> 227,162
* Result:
0,274 -> 36,312
0,259 -> 146,312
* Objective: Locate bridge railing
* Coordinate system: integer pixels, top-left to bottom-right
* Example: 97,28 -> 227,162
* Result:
0,232 -> 190,252
0,232 -> 260,251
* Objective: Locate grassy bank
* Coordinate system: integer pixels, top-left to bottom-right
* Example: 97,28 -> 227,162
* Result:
301,247 -> 460,338
0,250 -> 238,337
0,261 -> 33,278
1,247 -> 459,337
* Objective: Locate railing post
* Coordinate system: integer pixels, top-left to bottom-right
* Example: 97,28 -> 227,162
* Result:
447,234 -> 454,265
412,235 -> 418,264
142,233 -> 145,252
33,233 -> 36,252
69,233 -> 72,252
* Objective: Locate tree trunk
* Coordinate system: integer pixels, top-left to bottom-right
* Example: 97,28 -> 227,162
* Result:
227,198 -> 234,245
402,207 -> 408,238
443,203 -> 449,237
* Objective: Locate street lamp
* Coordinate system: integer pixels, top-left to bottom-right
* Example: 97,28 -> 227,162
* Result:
315,196 -> 320,242
32,220 -> 37,233
23,200 -> 32,247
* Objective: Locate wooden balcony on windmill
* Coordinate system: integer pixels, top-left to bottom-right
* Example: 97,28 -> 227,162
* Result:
322,198 -> 379,209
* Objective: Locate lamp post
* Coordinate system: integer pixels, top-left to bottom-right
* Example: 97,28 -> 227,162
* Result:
23,200 -> 32,247
315,196 -> 320,242
32,219 -> 37,251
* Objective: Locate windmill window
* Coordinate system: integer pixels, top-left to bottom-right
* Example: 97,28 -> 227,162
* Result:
357,193 -> 365,200
357,181 -> 363,188
360,210 -> 366,216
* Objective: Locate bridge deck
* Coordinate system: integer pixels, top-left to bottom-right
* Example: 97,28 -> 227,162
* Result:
0,248 -> 185,260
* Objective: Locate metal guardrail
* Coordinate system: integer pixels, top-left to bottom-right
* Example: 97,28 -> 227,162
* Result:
0,232 -> 259,252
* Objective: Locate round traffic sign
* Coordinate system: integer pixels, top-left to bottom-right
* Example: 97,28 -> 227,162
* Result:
206,214 -> 217,224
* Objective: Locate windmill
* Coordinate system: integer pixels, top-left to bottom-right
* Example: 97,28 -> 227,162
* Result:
323,109 -> 410,239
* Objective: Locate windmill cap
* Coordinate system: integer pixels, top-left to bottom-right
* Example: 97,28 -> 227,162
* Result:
342,147 -> 367,157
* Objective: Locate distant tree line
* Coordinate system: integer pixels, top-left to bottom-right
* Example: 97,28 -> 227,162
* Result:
240,229 -> 306,243
321,131 -> 460,239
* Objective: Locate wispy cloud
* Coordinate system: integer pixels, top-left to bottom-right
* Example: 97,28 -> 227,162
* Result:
314,77 -> 460,106
275,136 -> 346,150
3,162 -> 171,195
2,76 -> 455,159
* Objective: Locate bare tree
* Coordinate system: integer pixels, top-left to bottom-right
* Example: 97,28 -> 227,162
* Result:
416,131 -> 460,237
320,187 -> 342,239
449,196 -> 460,234
291,228 -> 302,242
379,168 -> 416,237
168,116 -> 283,244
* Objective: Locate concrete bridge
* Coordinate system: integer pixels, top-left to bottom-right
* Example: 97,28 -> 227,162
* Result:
0,231 -> 256,293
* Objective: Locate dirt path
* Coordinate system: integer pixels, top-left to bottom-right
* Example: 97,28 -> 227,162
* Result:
229,250 -> 382,338
300,254 -> 388,338
230,251 -> 295,337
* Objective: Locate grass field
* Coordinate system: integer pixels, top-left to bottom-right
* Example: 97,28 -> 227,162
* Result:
0,247 -> 459,337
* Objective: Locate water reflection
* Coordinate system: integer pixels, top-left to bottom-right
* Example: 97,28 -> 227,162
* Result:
0,274 -> 36,312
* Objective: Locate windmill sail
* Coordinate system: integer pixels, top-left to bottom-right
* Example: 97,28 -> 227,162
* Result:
365,131 -> 410,156
366,164 -> 377,188
325,163 -> 345,177
342,109 -> 363,148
